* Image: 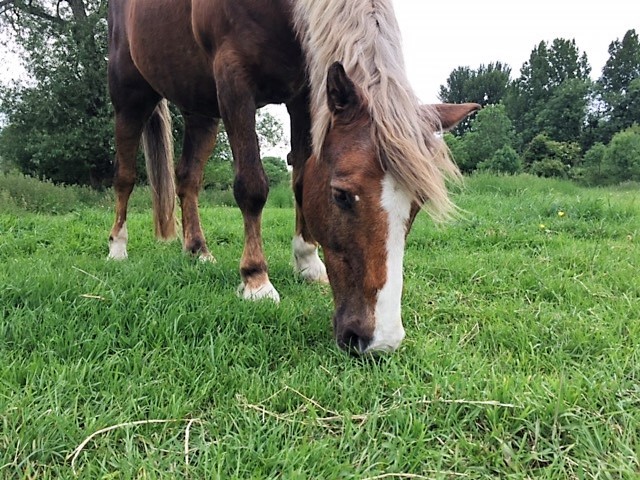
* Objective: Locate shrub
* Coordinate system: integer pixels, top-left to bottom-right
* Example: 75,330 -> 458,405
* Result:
529,158 -> 569,178
579,142 -> 608,185
0,172 -> 79,214
601,125 -> 640,183
477,145 -> 522,174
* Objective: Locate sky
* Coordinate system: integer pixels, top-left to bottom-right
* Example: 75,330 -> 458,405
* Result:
393,0 -> 639,103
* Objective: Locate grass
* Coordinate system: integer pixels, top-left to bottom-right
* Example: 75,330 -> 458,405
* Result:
0,173 -> 639,478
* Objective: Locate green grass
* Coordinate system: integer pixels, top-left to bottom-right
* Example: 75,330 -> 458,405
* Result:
1,174 -> 639,479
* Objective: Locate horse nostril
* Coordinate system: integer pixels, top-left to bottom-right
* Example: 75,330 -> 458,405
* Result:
340,329 -> 371,355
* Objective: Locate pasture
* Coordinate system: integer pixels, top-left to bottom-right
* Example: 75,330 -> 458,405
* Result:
1,174 -> 639,478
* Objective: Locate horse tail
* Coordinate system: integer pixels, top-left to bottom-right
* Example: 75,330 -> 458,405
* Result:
142,99 -> 178,241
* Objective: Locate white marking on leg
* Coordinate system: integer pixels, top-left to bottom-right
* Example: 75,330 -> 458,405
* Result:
367,174 -> 411,353
108,222 -> 128,260
237,281 -> 281,303
198,252 -> 217,263
292,234 -> 329,283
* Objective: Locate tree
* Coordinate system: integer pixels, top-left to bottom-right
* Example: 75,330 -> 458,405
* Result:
0,0 -> 111,186
534,78 -> 590,143
522,134 -> 581,179
477,145 -> 522,175
262,156 -> 290,187
443,132 -> 470,172
594,29 -> 640,145
457,104 -> 515,173
601,125 -> 640,183
439,62 -> 511,135
580,142 -> 608,185
505,39 -> 591,148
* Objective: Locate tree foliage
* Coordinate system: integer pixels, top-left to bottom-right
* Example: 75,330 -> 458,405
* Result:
505,39 -> 590,147
455,104 -> 515,173
0,0 -> 111,185
477,145 -> 522,175
594,29 -> 640,145
438,62 -> 511,135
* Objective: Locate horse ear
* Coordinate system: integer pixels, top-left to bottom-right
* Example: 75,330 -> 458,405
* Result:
423,103 -> 481,131
326,62 -> 359,117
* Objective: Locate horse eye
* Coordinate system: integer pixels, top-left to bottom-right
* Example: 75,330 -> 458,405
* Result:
332,188 -> 355,210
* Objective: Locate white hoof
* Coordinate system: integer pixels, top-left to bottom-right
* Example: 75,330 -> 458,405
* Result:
292,235 -> 329,283
108,224 -> 128,260
237,281 -> 280,303
198,252 -> 217,263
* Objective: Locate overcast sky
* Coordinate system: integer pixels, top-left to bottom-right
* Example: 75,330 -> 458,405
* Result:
394,0 -> 639,103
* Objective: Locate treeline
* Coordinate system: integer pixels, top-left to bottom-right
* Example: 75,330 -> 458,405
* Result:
440,33 -> 640,185
0,1 -> 638,188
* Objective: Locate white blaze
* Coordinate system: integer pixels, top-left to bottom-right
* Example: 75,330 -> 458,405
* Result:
368,174 -> 411,352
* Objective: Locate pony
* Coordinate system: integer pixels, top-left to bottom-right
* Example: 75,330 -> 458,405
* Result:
107,0 -> 479,354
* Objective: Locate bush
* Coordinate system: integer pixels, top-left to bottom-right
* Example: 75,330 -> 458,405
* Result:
601,125 -> 640,183
477,145 -> 522,174
578,126 -> 640,186
579,142 -> 608,185
529,158 -> 569,178
0,172 -> 81,214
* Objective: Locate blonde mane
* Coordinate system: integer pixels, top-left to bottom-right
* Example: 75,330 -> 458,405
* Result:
291,0 -> 461,220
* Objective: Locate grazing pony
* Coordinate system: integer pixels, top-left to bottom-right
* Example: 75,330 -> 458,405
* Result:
107,0 -> 478,353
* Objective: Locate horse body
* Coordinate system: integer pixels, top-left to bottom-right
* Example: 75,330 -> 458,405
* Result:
107,0 -> 479,353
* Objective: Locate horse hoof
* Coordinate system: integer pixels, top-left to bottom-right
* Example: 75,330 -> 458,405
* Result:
107,244 -> 128,260
237,281 -> 280,303
198,252 -> 217,263
298,265 -> 329,284
292,236 -> 329,283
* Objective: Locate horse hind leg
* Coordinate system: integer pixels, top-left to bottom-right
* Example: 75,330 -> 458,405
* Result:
108,103 -> 158,259
176,113 -> 220,262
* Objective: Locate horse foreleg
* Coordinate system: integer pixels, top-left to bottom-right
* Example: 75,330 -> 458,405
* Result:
292,178 -> 329,284
176,113 -> 220,262
287,95 -> 329,284
215,53 -> 279,302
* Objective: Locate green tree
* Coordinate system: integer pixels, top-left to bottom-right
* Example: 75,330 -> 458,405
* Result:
439,62 -> 511,135
522,134 -> 581,179
0,0 -> 111,186
580,142 -> 608,185
535,78 -> 590,143
505,39 -> 591,148
477,145 -> 522,175
601,125 -> 640,183
458,104 -> 515,172
594,29 -> 640,145
443,132 -> 470,172
262,156 -> 290,187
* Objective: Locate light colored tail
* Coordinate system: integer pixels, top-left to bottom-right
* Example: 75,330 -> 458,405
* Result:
142,99 -> 177,240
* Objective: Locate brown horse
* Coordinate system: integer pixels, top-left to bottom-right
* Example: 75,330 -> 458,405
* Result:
107,0 -> 478,354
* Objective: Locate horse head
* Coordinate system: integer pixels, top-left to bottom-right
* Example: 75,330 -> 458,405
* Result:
302,62 -> 479,354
